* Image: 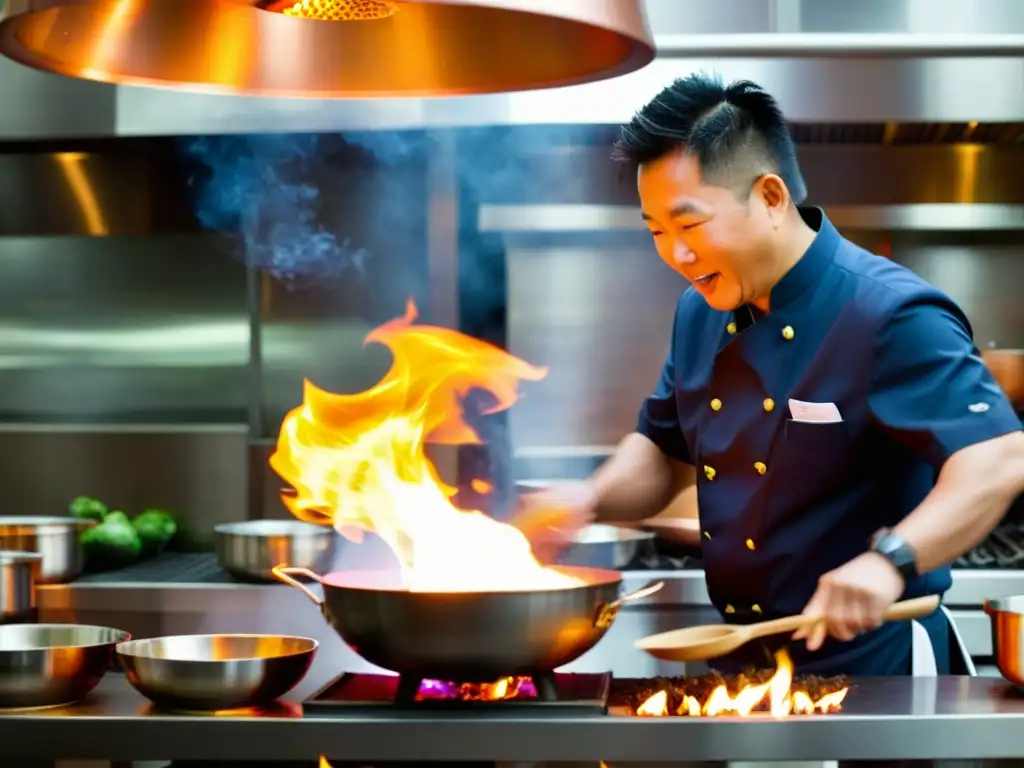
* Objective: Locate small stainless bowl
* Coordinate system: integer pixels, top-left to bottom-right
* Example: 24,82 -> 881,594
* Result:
117,633 -> 318,711
214,519 -> 336,582
0,623 -> 129,709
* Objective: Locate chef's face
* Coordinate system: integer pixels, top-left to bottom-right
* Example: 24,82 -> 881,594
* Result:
638,148 -> 787,311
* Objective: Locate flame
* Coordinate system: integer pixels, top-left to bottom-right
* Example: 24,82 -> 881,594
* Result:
635,650 -> 849,717
270,299 -> 578,592
419,675 -> 535,701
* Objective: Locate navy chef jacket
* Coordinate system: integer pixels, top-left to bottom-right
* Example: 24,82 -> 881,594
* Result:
637,207 -> 1022,676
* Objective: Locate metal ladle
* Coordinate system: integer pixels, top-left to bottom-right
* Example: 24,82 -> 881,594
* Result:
635,595 -> 940,662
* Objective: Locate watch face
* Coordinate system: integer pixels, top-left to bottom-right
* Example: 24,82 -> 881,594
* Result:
870,529 -> 891,550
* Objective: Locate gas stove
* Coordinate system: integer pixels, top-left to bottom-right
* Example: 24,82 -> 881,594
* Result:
303,672 -> 611,716
955,521 -> 1024,568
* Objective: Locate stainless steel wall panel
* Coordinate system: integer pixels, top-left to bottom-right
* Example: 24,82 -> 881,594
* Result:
506,237 -> 1023,450
0,234 -> 249,423
0,426 -> 248,537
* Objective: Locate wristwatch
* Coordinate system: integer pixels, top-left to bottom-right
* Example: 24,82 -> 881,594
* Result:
869,528 -> 919,582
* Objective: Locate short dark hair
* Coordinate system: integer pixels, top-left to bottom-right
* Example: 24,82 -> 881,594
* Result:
612,73 -> 807,204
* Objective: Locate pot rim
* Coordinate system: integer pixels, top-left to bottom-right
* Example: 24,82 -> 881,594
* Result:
984,595 -> 1024,615
214,520 -> 333,538
0,550 -> 43,564
0,516 -> 93,535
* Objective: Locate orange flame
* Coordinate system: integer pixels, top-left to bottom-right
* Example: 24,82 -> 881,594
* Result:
635,650 -> 848,717
270,299 -> 578,592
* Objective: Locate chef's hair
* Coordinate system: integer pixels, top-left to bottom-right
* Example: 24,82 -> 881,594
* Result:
612,73 -> 808,205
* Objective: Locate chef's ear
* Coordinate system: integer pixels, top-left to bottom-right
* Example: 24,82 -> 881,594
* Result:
753,174 -> 790,227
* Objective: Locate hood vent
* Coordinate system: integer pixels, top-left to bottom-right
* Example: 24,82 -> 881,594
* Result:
792,122 -> 1024,145
0,0 -> 654,98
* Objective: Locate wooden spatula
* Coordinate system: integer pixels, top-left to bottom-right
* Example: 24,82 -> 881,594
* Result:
635,595 -> 940,662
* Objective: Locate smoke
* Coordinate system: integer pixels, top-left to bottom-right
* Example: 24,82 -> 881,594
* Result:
180,126 -> 596,294
182,134 -> 382,289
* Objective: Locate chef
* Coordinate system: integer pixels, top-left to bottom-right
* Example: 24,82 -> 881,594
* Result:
514,74 -> 1024,676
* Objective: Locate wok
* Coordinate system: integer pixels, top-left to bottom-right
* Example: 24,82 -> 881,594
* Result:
273,565 -> 662,681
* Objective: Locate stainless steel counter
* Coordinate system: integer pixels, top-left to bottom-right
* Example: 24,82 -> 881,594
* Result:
36,564 -> 1022,669
0,675 -> 1022,763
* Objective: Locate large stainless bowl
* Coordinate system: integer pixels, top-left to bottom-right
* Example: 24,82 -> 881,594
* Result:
0,516 -> 92,584
117,634 -> 318,711
0,624 -> 129,709
214,520 -> 336,582
985,595 -> 1024,689
559,524 -> 655,569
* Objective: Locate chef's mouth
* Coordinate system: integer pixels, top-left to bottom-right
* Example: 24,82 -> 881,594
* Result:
694,272 -> 721,291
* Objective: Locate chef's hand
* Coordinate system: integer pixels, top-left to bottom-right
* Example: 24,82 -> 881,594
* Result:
509,481 -> 597,563
793,552 -> 906,651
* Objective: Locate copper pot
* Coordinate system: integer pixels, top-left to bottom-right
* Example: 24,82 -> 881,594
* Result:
983,349 -> 1024,409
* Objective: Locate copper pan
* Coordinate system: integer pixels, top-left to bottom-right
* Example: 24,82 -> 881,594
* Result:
983,349 -> 1024,409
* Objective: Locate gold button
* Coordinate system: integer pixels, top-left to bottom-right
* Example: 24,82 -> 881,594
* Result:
781,325 -> 795,341
745,538 -> 756,550
710,398 -> 722,412
754,461 -> 767,475
763,398 -> 775,412
724,604 -> 736,614
703,530 -> 711,540
752,604 -> 762,614
726,322 -> 737,335
703,465 -> 716,481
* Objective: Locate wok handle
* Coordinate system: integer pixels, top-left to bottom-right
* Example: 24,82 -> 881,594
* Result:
594,580 -> 665,629
270,565 -> 325,606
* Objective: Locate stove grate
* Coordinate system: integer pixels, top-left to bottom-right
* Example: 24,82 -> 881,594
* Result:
303,671 -> 611,717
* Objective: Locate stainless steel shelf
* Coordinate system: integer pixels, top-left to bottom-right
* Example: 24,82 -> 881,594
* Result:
38,565 -> 1024,612
0,675 -> 1022,762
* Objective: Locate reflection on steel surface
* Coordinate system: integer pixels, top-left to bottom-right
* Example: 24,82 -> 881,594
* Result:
0,0 -> 654,97
3,676 -> 1024,762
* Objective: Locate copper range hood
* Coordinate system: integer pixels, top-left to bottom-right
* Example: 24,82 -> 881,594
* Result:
0,0 -> 654,97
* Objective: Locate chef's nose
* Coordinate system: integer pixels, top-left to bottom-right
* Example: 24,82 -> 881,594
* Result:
673,240 -> 696,267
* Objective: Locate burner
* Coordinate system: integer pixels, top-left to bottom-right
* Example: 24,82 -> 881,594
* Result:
303,672 -> 611,717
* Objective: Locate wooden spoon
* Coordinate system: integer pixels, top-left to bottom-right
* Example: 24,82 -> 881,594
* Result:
635,595 -> 940,662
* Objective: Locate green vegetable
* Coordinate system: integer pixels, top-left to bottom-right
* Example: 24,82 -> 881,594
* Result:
80,514 -> 141,568
132,508 -> 177,556
104,510 -> 130,526
68,496 -> 108,522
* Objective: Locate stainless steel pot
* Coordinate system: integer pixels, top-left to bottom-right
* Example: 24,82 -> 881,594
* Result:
273,564 -> 661,681
0,623 -> 129,709
117,633 -> 317,711
214,519 -> 336,582
0,551 -> 42,624
985,596 -> 1024,689
0,516 -> 91,584
559,524 -> 655,569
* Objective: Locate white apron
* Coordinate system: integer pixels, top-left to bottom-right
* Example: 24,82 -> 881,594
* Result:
785,608 -> 974,768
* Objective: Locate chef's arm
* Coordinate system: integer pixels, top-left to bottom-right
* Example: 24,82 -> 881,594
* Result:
867,293 -> 1024,575
895,430 -> 1024,573
587,433 -> 697,523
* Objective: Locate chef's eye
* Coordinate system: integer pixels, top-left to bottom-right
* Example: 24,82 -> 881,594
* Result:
681,221 -> 705,231
649,230 -> 664,237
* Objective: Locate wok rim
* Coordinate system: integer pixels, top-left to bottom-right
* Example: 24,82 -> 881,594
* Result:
319,564 -> 623,595
116,633 -> 319,661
